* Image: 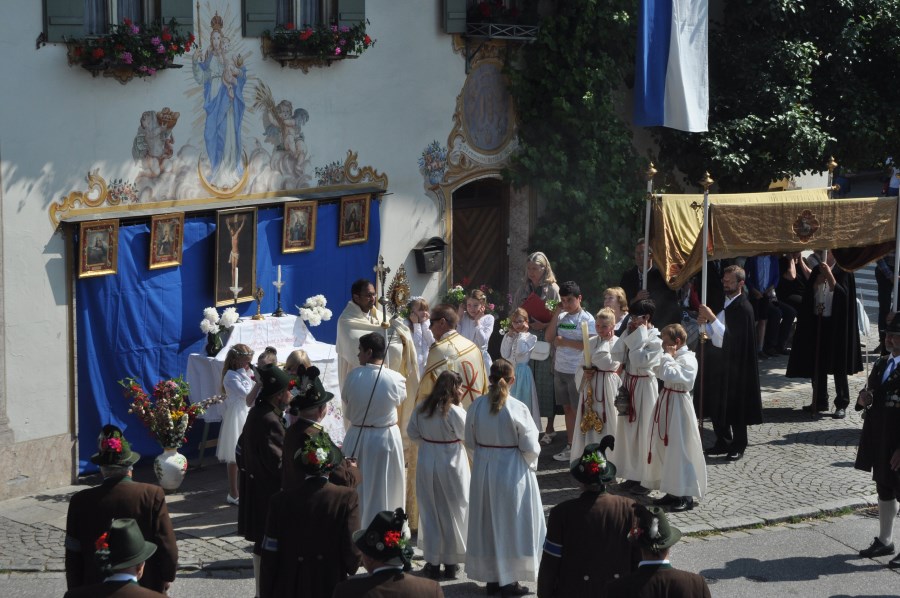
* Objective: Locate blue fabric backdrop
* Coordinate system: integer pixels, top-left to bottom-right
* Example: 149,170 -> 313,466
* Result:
75,201 -> 380,473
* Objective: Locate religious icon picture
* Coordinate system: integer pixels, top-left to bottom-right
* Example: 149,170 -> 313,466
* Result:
215,207 -> 257,307
79,219 -> 118,278
338,194 -> 370,246
282,201 -> 317,254
149,213 -> 184,270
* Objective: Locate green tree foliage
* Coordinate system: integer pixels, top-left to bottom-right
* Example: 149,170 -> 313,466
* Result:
506,0 -> 647,301
655,0 -> 900,191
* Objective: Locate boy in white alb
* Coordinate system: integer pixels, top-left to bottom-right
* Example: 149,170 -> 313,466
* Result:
546,281 -> 596,462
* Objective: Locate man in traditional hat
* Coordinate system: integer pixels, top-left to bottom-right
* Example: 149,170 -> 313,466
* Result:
854,315 -> 900,569
238,364 -> 293,596
537,438 -> 640,597
282,364 -> 360,491
64,518 -> 166,597
332,508 -> 443,597
416,303 -> 488,407
605,505 -> 711,597
65,426 -> 177,593
260,426 -> 362,597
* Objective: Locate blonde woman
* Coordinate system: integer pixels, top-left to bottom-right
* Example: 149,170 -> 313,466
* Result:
465,359 -> 544,596
603,286 -> 631,336
218,344 -> 260,505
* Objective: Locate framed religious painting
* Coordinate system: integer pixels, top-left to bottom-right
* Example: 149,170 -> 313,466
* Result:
215,207 -> 257,307
338,194 -> 370,247
282,200 -> 317,253
79,219 -> 118,278
149,213 -> 184,270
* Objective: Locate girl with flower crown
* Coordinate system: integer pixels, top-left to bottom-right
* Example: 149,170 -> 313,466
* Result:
218,343 -> 260,505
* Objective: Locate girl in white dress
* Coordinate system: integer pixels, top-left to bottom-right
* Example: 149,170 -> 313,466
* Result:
217,344 -> 260,505
500,307 -> 541,428
466,359 -> 545,596
405,297 -> 435,378
571,308 -> 622,464
406,371 -> 470,580
458,289 -> 495,371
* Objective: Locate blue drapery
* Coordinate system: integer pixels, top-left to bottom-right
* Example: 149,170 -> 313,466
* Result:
75,201 -> 380,473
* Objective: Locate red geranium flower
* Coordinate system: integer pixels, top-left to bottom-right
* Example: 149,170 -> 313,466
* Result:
285,22 -> 296,30
92,48 -> 105,60
162,31 -> 172,42
95,532 -> 109,551
383,530 -> 401,548
306,451 -> 318,464
587,462 -> 600,475
363,34 -> 372,46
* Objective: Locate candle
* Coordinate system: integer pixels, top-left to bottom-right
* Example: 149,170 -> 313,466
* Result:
235,267 -> 239,287
277,265 -> 282,285
581,321 -> 591,368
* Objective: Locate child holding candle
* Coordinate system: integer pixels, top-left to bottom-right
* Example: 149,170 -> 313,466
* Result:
645,323 -> 706,512
611,299 -> 662,495
500,307 -> 541,428
546,281 -> 596,462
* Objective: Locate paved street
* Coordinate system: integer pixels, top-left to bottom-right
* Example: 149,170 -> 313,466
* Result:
1,300 -> 896,596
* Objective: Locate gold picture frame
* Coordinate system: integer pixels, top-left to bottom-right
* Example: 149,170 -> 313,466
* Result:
215,207 -> 257,306
282,200 -> 317,253
149,213 -> 184,270
338,194 -> 370,246
79,219 -> 118,278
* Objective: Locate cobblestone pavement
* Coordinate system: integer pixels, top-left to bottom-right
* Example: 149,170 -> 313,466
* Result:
0,345 -> 882,585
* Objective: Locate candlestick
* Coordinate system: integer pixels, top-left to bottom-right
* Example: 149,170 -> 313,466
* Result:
277,265 -> 282,285
581,321 -> 592,369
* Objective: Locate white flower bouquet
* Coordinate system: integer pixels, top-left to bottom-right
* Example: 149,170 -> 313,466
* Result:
199,306 -> 239,356
297,294 -> 333,327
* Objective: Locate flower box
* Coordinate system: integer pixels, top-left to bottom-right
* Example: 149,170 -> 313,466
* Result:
261,21 -> 373,73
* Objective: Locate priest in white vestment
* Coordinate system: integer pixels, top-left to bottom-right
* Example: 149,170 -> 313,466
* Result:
465,359 -> 544,594
416,304 -> 488,408
342,332 -> 407,530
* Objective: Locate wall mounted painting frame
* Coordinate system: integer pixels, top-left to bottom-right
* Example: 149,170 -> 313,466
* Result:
79,219 -> 118,278
338,194 -> 370,246
149,213 -> 184,270
215,207 -> 257,306
282,200 -> 317,253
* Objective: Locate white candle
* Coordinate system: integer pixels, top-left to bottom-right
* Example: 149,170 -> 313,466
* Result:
277,265 -> 282,285
581,321 -> 591,368
235,267 -> 239,286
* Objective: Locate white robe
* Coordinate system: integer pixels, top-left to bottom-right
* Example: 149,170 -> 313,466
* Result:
644,346 -> 707,498
216,368 -> 253,463
458,313 -> 494,372
406,404 -> 470,565
571,335 -> 622,463
406,319 -> 435,379
465,394 -> 545,586
500,331 -> 541,428
342,364 -> 407,528
610,326 -> 662,483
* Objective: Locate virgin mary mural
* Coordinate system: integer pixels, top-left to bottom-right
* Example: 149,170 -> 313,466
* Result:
192,12 -> 248,191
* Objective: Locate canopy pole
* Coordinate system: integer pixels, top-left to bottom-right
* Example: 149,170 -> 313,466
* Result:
893,166 -> 900,312
698,172 -> 714,433
642,163 -> 657,291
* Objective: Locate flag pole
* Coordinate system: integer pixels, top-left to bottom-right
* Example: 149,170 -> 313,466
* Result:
698,172 -> 713,431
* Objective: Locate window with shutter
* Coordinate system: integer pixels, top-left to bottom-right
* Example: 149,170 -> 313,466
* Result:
160,0 -> 194,34
243,0 -> 277,37
336,0 -> 364,28
444,0 -> 467,34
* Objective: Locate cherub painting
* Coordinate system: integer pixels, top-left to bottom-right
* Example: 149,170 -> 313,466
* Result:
132,108 -> 179,178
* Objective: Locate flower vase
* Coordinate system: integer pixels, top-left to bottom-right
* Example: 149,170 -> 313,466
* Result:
154,447 -> 187,493
205,332 -> 223,357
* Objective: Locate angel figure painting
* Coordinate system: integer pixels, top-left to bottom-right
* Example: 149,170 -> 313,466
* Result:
245,82 -> 313,191
132,108 -> 179,182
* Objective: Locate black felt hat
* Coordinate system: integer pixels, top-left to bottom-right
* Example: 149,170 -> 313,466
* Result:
257,364 -> 293,402
288,365 -> 334,413
95,518 -> 157,572
886,316 -> 900,335
90,425 -> 140,467
353,508 -> 411,567
629,505 -> 682,552
570,436 -> 617,486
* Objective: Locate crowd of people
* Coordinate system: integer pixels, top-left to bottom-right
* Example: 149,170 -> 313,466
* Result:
62,244 -> 900,597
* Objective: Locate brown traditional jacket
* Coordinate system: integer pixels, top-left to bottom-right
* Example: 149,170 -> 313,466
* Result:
238,400 -> 285,544
605,564 -> 712,598
331,568 -> 444,598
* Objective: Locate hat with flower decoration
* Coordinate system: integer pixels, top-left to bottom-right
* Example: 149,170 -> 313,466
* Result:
287,364 -> 334,414
91,425 -> 140,467
293,432 -> 342,476
570,436 -> 617,486
353,508 -> 412,567
257,364 -> 294,402
628,504 -> 682,552
94,518 -> 157,573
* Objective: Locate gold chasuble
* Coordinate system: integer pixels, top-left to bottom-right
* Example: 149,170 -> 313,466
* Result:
335,301 -> 420,526
417,330 -> 489,408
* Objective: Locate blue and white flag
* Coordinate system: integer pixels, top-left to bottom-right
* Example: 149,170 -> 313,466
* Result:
634,0 -> 709,133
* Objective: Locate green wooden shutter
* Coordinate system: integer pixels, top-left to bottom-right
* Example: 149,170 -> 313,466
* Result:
443,0 -> 467,34
160,0 -> 194,34
45,0 -> 85,43
243,0 -> 276,37
337,0 -> 365,28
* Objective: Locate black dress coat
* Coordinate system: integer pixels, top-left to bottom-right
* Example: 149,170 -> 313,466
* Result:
260,477 -> 361,598
331,568 -> 444,597
855,355 -> 900,493
238,400 -> 286,544
282,418 -> 361,491
786,264 -> 862,379
65,477 -> 178,592
604,564 -> 711,597
620,266 -> 682,328
694,292 -> 763,428
537,491 -> 640,598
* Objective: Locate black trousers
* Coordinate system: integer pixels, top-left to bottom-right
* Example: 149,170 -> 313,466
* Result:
813,369 -> 849,410
876,267 -> 893,340
713,420 -> 748,453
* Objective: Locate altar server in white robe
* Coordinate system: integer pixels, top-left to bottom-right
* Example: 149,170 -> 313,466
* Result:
645,323 -> 707,512
571,308 -> 621,465
406,370 -> 470,580
465,358 -> 545,596
610,299 -> 662,495
343,332 -> 407,530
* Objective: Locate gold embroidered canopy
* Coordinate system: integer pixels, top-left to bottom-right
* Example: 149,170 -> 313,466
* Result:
649,188 -> 897,290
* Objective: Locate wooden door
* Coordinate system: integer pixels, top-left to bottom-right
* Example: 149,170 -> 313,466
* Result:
451,178 -> 509,299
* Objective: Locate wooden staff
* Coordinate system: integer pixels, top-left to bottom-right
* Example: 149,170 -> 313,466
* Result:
809,158 -> 838,415
642,163 -> 657,291
698,172 -> 713,430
